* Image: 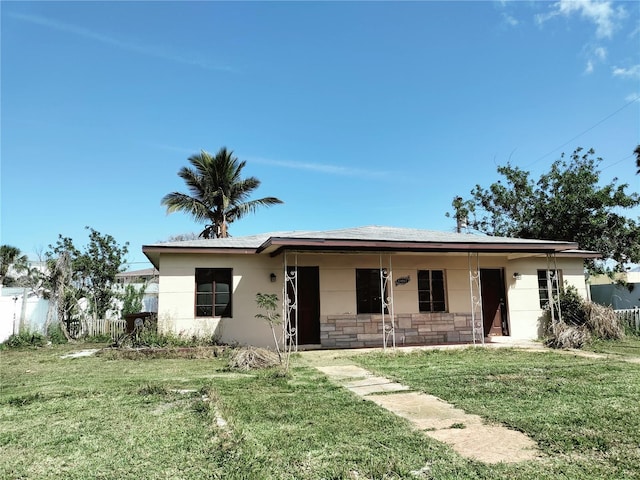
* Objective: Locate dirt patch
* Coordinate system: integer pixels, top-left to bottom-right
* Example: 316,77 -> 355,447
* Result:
60,349 -> 101,359
96,346 -> 226,360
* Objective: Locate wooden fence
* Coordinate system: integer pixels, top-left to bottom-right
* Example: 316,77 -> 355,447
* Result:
79,318 -> 127,340
615,308 -> 640,333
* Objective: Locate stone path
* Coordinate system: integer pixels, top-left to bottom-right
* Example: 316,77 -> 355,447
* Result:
316,364 -> 540,464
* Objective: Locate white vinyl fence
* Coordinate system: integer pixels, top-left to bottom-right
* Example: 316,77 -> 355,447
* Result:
615,308 -> 640,333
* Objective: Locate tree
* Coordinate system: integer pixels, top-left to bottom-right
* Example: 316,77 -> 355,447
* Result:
255,292 -> 283,364
0,245 -> 28,286
121,283 -> 146,316
161,147 -> 283,238
450,147 -> 640,274
164,232 -> 199,242
45,227 -> 129,334
635,144 -> 640,174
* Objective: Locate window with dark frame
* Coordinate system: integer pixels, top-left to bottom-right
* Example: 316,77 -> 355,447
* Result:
537,269 -> 562,309
418,270 -> 446,312
195,268 -> 232,317
356,268 -> 387,314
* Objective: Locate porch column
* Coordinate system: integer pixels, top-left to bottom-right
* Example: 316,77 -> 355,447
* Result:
468,252 -> 485,344
380,255 -> 396,350
283,252 -> 298,352
546,253 -> 562,334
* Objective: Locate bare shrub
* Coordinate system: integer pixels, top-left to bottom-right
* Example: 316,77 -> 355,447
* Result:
545,323 -> 591,349
585,303 -> 624,340
228,346 -> 279,371
544,284 -> 624,349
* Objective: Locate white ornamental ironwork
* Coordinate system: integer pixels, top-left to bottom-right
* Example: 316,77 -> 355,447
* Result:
284,254 -> 298,352
468,252 -> 484,345
546,253 -> 562,335
380,255 -> 396,350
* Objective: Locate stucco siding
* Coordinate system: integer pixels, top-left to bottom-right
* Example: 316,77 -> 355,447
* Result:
157,253 -> 282,347
156,250 -> 588,347
505,256 -> 588,339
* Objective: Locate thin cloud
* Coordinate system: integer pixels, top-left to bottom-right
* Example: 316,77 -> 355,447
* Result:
249,157 -> 390,179
149,145 -> 390,179
625,92 -> 639,102
502,13 -> 519,27
583,44 -> 607,74
594,46 -> 607,60
9,12 -> 235,73
536,0 -> 626,39
585,60 -> 595,74
612,64 -> 640,79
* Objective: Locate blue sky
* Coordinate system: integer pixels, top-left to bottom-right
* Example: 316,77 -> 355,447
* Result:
2,1 -> 639,270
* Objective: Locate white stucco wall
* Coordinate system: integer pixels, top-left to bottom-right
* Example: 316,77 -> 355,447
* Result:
157,251 -> 589,346
157,253 -> 283,347
505,256 -> 588,339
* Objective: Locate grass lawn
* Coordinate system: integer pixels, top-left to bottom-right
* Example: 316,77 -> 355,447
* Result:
1,342 -> 639,479
587,335 -> 640,357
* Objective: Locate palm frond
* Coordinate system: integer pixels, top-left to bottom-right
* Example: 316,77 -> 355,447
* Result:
161,192 -> 212,223
162,146 -> 283,236
228,197 -> 284,221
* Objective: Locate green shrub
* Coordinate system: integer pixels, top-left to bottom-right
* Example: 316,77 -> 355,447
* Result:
116,327 -> 222,349
2,331 -> 46,349
85,333 -> 113,343
46,323 -> 68,345
558,285 -> 588,326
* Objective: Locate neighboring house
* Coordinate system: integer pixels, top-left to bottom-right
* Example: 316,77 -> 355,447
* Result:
590,267 -> 640,310
142,226 -> 598,349
115,267 -> 159,313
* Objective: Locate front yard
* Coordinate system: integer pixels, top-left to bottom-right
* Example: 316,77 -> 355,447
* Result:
1,341 -> 639,479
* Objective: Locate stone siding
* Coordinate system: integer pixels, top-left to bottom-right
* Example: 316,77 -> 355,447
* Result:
321,313 -> 475,348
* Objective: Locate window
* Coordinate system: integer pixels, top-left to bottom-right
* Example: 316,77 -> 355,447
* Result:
356,268 -> 388,314
537,270 -> 562,309
418,270 -> 446,312
195,268 -> 232,317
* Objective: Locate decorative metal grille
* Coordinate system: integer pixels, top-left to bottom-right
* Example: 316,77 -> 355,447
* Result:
468,252 -> 485,344
546,253 -> 562,334
284,253 -> 298,352
380,255 -> 396,350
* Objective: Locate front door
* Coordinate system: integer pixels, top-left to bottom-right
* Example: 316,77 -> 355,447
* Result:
480,269 -> 508,336
287,266 -> 320,345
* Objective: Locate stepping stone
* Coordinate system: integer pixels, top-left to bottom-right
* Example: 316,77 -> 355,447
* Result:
316,364 -> 540,464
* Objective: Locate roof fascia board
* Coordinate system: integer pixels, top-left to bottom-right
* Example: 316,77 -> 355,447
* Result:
259,237 -> 579,255
142,246 -> 258,255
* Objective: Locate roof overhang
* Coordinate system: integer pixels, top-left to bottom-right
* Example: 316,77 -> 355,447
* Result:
142,245 -> 258,268
256,237 -> 581,257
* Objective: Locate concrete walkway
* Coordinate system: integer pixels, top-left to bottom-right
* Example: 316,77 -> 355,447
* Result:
314,359 -> 541,464
306,337 -> 639,463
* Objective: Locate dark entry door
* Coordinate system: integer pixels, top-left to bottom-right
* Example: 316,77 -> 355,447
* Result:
287,266 -> 320,345
480,269 -> 508,336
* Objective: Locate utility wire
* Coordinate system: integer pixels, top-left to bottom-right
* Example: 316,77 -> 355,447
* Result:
524,96 -> 640,168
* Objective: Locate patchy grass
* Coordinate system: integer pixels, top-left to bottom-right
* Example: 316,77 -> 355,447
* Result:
357,347 -> 640,479
587,336 -> 640,358
2,343 -> 640,479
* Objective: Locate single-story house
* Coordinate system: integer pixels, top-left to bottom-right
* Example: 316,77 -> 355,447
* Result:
142,226 -> 599,349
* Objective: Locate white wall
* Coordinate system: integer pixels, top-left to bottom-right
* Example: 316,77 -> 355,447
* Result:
157,251 -> 589,345
0,288 -> 49,342
157,253 -> 283,347
505,256 -> 588,339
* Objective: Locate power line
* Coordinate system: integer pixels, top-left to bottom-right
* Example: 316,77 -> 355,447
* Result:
524,96 -> 640,168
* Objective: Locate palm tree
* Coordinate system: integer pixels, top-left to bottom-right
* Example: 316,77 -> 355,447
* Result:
0,245 -> 28,286
162,147 -> 283,238
635,145 -> 640,175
